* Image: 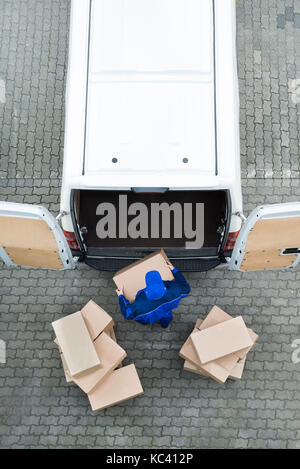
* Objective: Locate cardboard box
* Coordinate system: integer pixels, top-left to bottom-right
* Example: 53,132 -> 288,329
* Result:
54,337 -> 61,352
228,359 -> 246,380
184,357 -> 246,381
179,319 -> 240,383
108,326 -> 117,343
199,306 -> 259,360
113,249 -> 173,303
52,311 -> 101,377
191,316 -> 253,364
183,360 -> 208,377
54,338 -> 73,383
183,344 -> 238,383
68,332 -> 126,393
194,318 -> 203,329
55,326 -> 124,385
179,334 -> 202,366
88,364 -> 144,411
81,300 -> 114,341
106,327 -> 123,368
179,320 -> 203,367
60,353 -> 74,383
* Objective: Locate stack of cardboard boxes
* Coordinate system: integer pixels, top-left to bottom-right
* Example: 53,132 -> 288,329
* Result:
180,306 -> 259,383
52,300 -> 143,411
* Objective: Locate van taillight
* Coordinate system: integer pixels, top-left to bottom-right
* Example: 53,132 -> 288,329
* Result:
224,230 -> 240,252
63,230 -> 80,250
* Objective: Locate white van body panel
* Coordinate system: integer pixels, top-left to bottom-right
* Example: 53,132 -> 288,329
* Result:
60,0 -> 242,233
0,202 -> 75,269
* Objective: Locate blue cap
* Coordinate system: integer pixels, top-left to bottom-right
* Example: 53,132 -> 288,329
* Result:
145,270 -> 166,300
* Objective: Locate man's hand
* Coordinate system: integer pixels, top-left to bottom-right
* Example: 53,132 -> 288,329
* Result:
166,262 -> 174,270
116,287 -> 124,296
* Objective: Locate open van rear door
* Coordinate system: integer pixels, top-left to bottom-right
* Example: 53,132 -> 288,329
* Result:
0,202 -> 75,269
229,202 -> 300,271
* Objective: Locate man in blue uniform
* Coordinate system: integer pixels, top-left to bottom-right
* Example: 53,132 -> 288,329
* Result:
116,263 -> 190,328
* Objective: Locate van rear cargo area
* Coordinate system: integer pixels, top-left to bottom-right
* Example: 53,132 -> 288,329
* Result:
75,190 -> 229,260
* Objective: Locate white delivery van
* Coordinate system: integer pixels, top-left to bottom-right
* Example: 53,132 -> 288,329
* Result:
1,0 -> 300,273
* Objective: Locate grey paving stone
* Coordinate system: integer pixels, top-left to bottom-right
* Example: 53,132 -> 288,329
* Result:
285,7 -> 294,22
294,13 -> 300,28
277,15 -> 286,29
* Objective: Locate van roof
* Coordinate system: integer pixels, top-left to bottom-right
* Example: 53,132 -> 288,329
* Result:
83,0 -> 216,177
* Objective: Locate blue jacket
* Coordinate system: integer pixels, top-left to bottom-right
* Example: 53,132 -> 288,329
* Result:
118,268 -> 190,325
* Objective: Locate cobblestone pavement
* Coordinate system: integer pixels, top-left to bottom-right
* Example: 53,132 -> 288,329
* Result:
0,0 -> 300,449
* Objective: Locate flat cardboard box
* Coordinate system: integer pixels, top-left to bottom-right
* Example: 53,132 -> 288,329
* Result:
68,332 -> 126,393
191,316 -> 253,365
108,326 -> 117,343
183,357 -> 240,385
199,306 -> 259,360
194,318 -> 203,329
113,249 -> 173,303
60,353 -> 74,383
183,360 -> 208,377
184,358 -> 246,381
55,322 -> 122,379
54,338 -> 73,383
88,364 -> 144,411
179,333 -> 203,366
106,327 -> 123,368
178,318 -> 203,367
179,319 -> 240,383
54,337 -> 62,352
182,342 -> 238,383
179,322 -> 201,367
228,359 -> 246,380
81,300 -> 114,341
52,311 -> 101,377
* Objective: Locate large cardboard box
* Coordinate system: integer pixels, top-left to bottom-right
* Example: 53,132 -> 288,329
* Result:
54,338 -> 73,384
181,340 -> 239,383
179,333 -> 201,366
183,360 -> 208,377
183,357 -> 246,381
81,300 -> 114,341
191,316 -> 253,364
181,307 -> 258,383
67,332 -> 126,393
199,306 -> 259,360
52,311 -> 101,377
88,364 -> 144,411
179,320 -> 203,368
113,249 -> 173,302
179,318 -> 240,383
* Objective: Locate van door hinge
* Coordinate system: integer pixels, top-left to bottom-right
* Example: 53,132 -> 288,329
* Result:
234,211 -> 246,222
56,211 -> 68,221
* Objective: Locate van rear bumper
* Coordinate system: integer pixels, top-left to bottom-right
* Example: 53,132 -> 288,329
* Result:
83,255 -> 221,272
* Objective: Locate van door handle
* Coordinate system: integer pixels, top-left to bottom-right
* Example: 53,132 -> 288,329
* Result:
282,248 -> 300,255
